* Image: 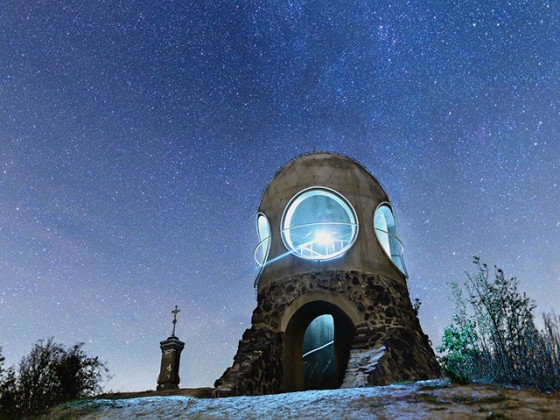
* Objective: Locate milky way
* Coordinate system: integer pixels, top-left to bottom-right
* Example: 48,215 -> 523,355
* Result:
1,1 -> 558,391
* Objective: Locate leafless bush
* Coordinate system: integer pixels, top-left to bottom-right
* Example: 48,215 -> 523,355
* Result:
438,257 -> 560,391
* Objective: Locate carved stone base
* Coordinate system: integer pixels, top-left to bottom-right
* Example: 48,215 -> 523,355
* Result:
157,336 -> 185,391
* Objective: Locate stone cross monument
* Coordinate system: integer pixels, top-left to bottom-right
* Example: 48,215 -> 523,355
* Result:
215,153 -> 440,396
157,305 -> 185,391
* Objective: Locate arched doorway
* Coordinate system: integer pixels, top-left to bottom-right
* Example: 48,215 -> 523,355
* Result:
284,301 -> 355,391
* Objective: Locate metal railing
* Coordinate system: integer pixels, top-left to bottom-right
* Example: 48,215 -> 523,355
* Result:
252,223 -> 407,288
374,227 -> 408,277
281,221 -> 358,260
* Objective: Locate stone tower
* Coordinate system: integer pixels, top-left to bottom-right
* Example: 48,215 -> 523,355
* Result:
215,153 -> 440,396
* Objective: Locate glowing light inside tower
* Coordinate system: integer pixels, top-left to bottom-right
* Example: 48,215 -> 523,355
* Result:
281,188 -> 358,261
313,230 -> 333,245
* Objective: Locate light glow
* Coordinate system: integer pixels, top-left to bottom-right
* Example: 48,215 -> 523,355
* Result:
282,188 -> 358,261
313,230 -> 333,245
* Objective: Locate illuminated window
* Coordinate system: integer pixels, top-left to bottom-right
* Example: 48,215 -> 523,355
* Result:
374,204 -> 408,276
302,314 -> 336,389
254,213 -> 271,267
281,188 -> 358,261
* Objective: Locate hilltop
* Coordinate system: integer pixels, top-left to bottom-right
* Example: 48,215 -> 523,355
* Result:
38,380 -> 559,419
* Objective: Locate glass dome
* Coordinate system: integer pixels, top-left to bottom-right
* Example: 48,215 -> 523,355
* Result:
374,203 -> 408,276
281,188 -> 358,261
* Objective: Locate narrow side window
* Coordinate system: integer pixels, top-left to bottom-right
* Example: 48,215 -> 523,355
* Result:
374,204 -> 408,276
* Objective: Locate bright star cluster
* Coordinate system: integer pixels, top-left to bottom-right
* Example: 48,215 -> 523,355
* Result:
0,1 -> 558,391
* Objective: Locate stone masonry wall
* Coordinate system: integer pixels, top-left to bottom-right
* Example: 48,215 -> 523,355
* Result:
214,326 -> 283,397
214,271 -> 440,396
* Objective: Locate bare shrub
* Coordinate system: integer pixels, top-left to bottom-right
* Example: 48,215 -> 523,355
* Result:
438,257 -> 560,391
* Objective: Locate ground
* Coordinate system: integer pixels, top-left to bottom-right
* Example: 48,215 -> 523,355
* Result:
38,380 -> 559,419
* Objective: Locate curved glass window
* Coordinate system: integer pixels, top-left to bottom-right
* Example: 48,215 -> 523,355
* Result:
302,314 -> 336,389
254,213 -> 271,267
374,204 -> 408,276
282,188 -> 358,261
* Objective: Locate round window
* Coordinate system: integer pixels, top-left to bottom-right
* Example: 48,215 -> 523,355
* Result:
281,188 -> 358,261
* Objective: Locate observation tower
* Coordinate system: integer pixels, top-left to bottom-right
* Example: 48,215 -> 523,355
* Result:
215,153 -> 439,396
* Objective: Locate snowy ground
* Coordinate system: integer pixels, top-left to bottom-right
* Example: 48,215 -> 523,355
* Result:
41,380 -> 560,419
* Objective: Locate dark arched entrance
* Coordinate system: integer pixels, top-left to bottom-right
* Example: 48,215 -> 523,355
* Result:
284,301 -> 355,391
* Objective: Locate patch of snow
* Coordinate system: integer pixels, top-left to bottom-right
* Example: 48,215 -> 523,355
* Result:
54,384 -> 437,419
46,379 -> 560,420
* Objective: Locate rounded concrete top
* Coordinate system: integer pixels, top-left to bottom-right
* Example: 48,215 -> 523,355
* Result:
256,152 -> 406,289
260,153 -> 386,204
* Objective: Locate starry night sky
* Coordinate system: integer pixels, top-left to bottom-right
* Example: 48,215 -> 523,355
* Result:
1,1 -> 558,392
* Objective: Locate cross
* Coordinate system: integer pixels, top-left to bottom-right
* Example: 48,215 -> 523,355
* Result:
171,305 -> 180,337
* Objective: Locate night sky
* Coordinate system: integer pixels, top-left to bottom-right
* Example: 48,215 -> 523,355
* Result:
1,1 -> 558,392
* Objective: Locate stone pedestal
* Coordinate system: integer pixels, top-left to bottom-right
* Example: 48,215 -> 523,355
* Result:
157,336 -> 185,391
